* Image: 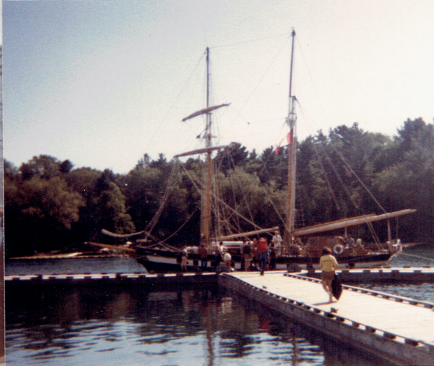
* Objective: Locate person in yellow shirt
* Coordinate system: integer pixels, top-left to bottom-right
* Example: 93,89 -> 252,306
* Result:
319,247 -> 338,303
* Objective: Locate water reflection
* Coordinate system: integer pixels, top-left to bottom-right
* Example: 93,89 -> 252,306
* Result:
6,284 -> 395,366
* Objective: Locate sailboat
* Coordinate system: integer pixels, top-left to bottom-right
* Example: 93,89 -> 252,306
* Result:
90,32 -> 415,272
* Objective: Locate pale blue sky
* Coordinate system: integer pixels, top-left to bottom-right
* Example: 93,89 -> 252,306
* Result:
4,0 -> 434,174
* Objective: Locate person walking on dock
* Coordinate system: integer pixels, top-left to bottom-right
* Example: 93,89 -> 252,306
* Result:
320,247 -> 338,303
198,244 -> 208,271
257,237 -> 269,276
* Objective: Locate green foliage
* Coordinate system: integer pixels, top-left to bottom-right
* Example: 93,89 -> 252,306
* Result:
4,118 -> 434,256
5,169 -> 84,256
374,119 -> 434,242
124,166 -> 164,231
94,182 -> 135,235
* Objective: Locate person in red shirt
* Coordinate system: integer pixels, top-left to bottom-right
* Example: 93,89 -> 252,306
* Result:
257,237 -> 269,276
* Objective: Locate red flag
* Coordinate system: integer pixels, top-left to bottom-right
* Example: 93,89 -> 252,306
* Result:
275,131 -> 293,155
287,129 -> 293,145
275,137 -> 285,155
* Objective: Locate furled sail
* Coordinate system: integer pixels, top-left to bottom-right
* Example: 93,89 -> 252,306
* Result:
294,209 -> 416,236
174,145 -> 227,158
219,226 -> 280,240
181,103 -> 230,122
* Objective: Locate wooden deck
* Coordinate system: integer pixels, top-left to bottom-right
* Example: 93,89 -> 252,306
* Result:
220,271 -> 434,366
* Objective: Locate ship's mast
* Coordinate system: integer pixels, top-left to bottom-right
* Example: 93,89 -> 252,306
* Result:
284,29 -> 297,249
179,49 -> 229,246
201,47 -> 212,246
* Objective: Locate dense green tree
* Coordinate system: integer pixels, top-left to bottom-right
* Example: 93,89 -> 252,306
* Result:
4,119 -> 434,257
65,167 -> 103,241
124,166 -> 164,232
374,119 -> 434,242
94,181 -> 135,235
19,155 -> 63,181
5,174 -> 84,256
258,146 -> 287,188
215,142 -> 249,173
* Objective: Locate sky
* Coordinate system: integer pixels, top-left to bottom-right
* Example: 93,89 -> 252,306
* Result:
3,0 -> 434,174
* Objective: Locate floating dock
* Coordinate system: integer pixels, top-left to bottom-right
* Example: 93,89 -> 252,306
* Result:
302,266 -> 434,283
219,271 -> 434,366
5,272 -> 217,288
6,266 -> 434,285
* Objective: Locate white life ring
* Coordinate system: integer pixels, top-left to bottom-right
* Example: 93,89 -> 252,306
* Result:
333,244 -> 344,255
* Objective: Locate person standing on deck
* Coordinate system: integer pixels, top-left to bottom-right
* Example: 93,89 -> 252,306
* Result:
257,237 -> 269,276
320,247 -> 338,303
252,238 -> 258,266
269,243 -> 277,269
181,246 -> 188,272
198,244 -> 208,271
214,245 -> 221,270
242,240 -> 253,271
223,251 -> 232,271
272,231 -> 282,257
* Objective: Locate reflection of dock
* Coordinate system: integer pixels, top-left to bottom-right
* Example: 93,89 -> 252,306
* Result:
219,271 -> 434,366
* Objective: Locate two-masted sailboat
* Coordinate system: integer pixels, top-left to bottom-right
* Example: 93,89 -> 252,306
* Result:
91,32 -> 415,272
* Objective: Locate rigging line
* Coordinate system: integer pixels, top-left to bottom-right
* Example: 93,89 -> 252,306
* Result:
229,105 -> 286,125
315,136 -> 361,213
225,157 -> 243,231
296,40 -> 386,215
334,149 -> 387,214
210,32 -> 292,49
298,98 -> 376,218
303,127 -> 341,211
179,161 -> 263,231
213,149 -> 253,234
252,153 -> 287,227
367,221 -> 381,247
295,36 -> 331,134
142,53 -> 205,156
144,160 -> 181,236
220,35 -> 291,138
162,204 -> 200,243
226,150 -> 256,224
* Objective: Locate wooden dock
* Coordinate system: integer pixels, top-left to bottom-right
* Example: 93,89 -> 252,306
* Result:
5,272 -> 218,288
219,271 -> 434,366
301,266 -> 434,282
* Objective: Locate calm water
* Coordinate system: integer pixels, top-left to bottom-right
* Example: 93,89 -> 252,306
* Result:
5,246 -> 434,366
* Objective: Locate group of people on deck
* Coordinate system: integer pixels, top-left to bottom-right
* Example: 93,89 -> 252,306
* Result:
229,230 -> 284,274
179,231 -> 284,273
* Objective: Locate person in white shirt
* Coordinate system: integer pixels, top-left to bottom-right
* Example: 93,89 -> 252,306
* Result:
272,231 -> 282,257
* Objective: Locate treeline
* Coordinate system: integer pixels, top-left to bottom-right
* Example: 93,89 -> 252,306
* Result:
4,118 -> 434,258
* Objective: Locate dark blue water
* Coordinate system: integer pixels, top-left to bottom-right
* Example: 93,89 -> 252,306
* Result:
5,246 -> 434,366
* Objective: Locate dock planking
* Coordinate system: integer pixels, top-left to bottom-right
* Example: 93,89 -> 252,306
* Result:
301,266 -> 434,283
220,271 -> 434,366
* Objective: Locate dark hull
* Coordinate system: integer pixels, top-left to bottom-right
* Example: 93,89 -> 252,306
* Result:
135,247 -> 393,273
